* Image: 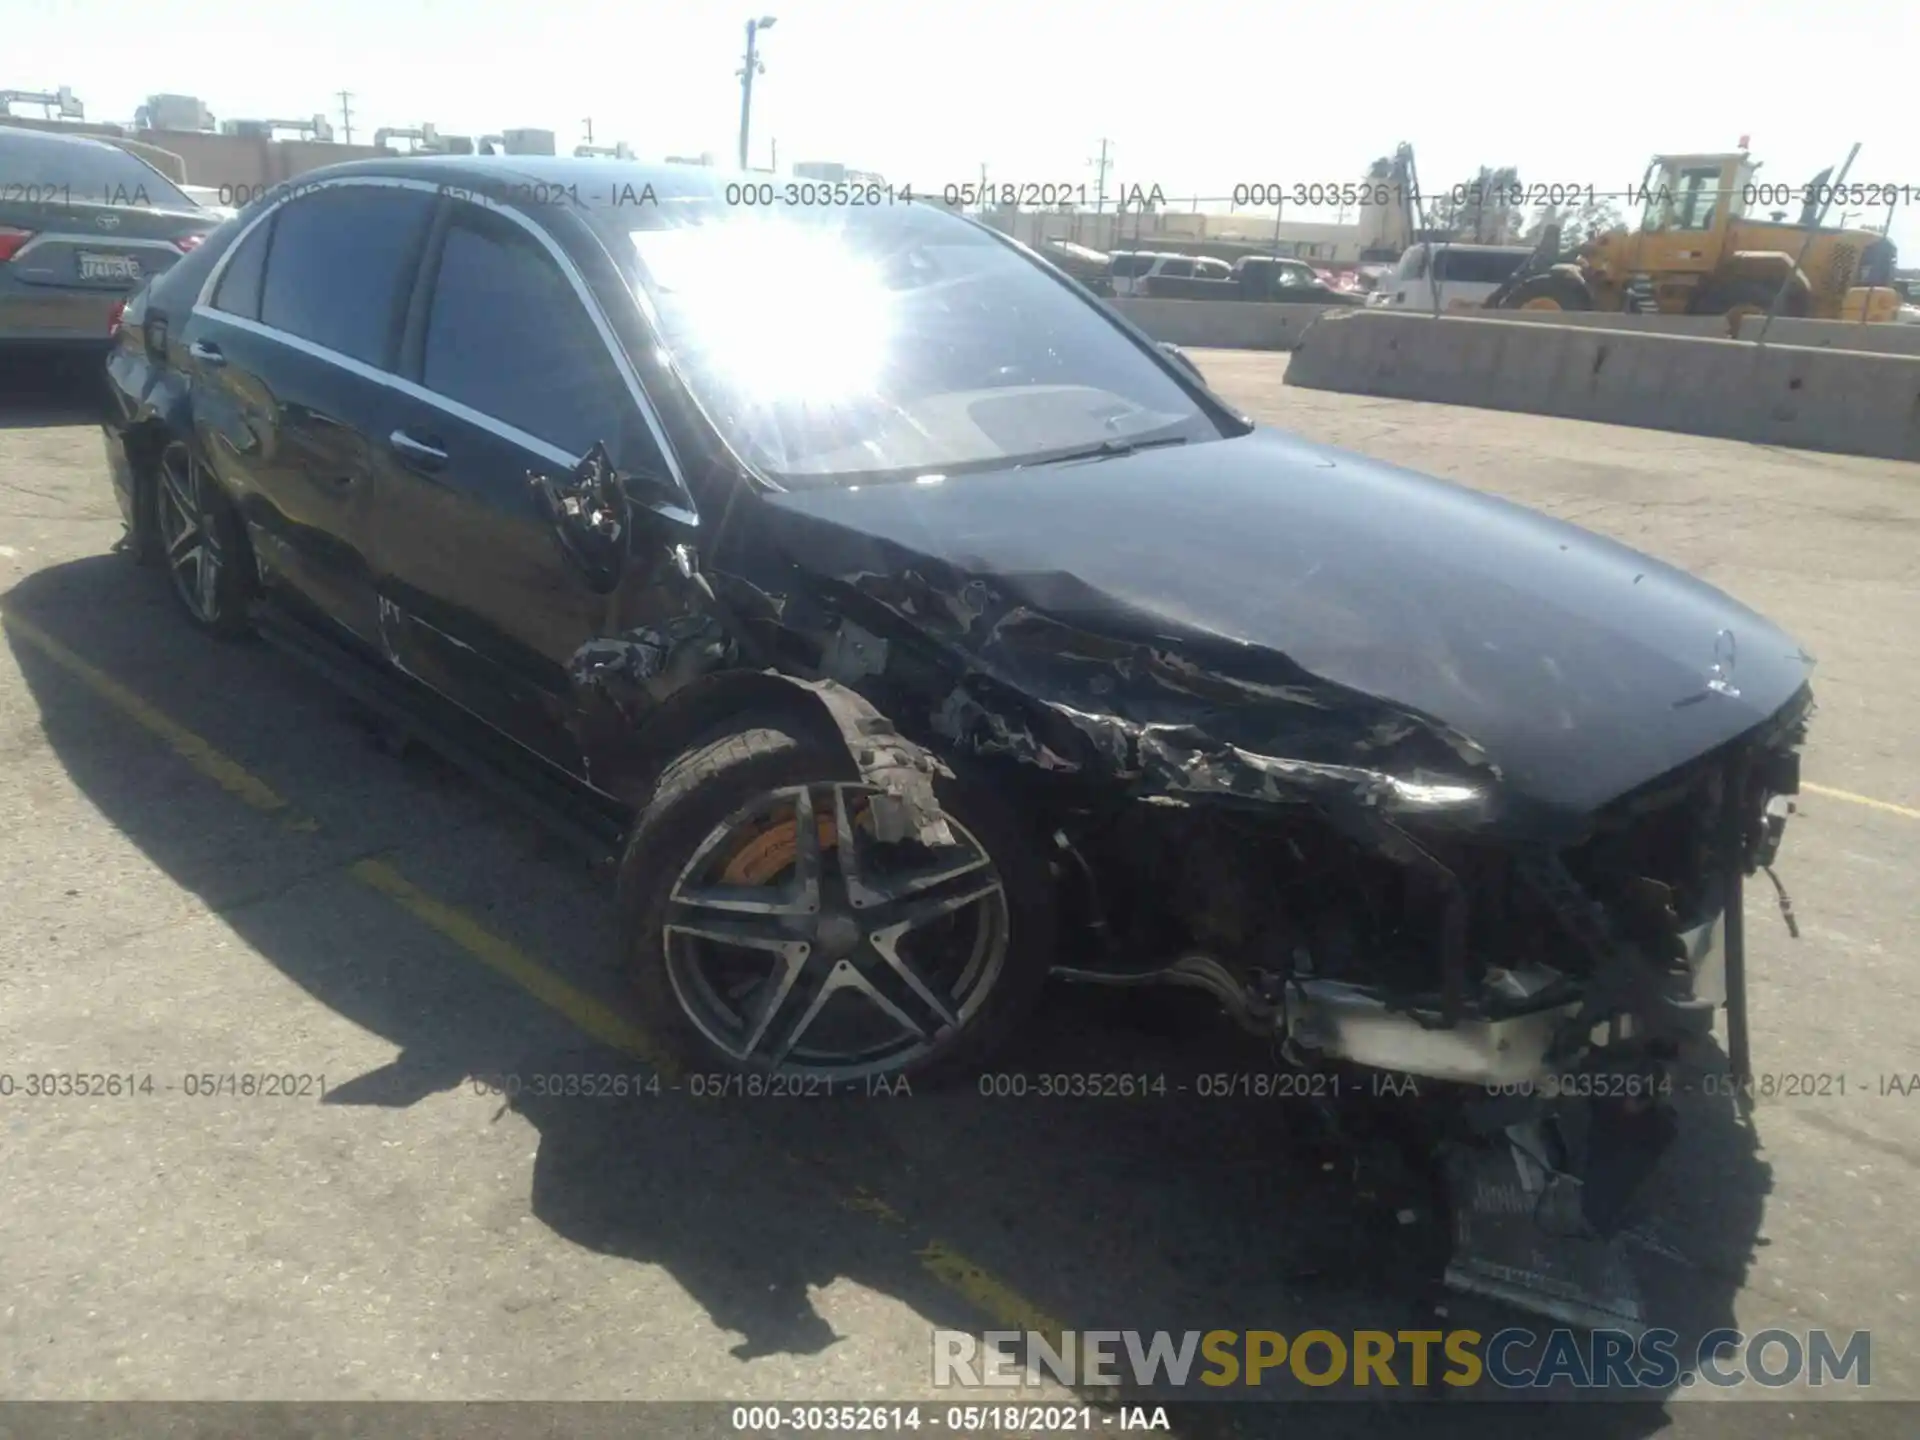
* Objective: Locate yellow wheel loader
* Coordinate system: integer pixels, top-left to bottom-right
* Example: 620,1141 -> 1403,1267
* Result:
1486,150 -> 1900,323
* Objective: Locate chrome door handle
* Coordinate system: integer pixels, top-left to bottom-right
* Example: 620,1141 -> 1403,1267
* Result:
188,340 -> 225,367
388,429 -> 448,471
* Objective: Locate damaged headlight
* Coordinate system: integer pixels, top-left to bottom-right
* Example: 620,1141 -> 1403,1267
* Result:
1382,776 -> 1482,810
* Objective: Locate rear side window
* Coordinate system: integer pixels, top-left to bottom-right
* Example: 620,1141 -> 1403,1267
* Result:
1158,258 -> 1194,278
210,218 -> 271,321
421,207 -> 634,462
1109,254 -> 1152,278
259,186 -> 434,368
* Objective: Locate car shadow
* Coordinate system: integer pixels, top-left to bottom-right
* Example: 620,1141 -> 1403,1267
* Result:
3,552 -> 1774,1438
0,353 -> 113,429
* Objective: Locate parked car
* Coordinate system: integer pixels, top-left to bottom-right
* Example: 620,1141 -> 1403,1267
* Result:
103,157 -> 1810,1239
1230,256 -> 1367,305
1107,249 -> 1213,296
179,184 -> 241,222
1382,242 -> 1535,312
0,125 -> 220,359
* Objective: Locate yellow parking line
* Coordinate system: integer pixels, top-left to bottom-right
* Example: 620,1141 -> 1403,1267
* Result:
349,856 -> 681,1078
1803,782 -> 1920,823
918,1241 -> 1069,1348
4,606 -> 1067,1351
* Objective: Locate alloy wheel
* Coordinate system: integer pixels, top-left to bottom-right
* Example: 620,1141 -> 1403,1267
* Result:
155,443 -> 225,624
662,782 -> 1010,1080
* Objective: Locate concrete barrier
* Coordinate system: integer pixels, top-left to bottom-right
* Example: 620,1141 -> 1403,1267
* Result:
1476,309 -> 1738,339
1106,299 -> 1337,351
1105,294 -> 1920,361
1417,305 -> 1920,355
1285,311 -> 1920,463
1732,316 -> 1920,356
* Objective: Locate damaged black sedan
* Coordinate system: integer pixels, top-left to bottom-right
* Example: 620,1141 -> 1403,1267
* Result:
101,157 -> 1810,1247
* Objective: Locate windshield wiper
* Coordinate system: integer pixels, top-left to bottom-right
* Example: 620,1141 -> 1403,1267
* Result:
1023,434 -> 1192,468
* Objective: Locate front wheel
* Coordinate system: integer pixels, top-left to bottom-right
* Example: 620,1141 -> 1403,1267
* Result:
616,719 -> 1055,1085
1693,278 -> 1806,322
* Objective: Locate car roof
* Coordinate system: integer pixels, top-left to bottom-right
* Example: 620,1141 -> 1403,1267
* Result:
277,153 -> 738,209
0,123 -> 132,157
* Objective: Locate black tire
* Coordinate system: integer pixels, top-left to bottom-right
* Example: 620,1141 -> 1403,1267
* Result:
153,439 -> 251,638
616,715 -> 1055,1086
1500,274 -> 1592,312
1693,278 -> 1805,320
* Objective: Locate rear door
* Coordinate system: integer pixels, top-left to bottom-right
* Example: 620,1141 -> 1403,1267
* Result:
373,198 -> 694,767
184,180 -> 437,650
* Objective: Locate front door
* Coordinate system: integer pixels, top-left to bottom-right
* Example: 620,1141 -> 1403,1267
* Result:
372,199 -> 696,771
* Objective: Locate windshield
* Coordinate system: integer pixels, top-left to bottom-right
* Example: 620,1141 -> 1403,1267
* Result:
626,203 -> 1220,487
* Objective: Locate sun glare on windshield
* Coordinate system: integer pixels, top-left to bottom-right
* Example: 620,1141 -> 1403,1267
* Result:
632,219 -> 893,405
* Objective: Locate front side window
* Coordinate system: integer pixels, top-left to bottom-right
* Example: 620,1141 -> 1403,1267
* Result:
422,207 -> 635,463
1157,258 -> 1195,278
1673,168 -> 1723,231
259,185 -> 434,367
628,202 -> 1223,487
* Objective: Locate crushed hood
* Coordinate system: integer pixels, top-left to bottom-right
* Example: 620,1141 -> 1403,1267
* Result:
751,428 -> 1814,833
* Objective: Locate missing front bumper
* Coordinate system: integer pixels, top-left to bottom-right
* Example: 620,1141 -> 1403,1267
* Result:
1285,908 -> 1728,1088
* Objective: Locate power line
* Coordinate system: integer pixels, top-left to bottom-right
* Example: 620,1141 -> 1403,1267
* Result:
1089,138 -> 1113,214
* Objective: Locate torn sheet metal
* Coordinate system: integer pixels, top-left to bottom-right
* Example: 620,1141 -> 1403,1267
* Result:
775,675 -> 957,849
569,613 -> 732,718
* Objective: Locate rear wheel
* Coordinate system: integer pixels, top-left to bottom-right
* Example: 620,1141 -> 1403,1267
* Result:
1502,274 -> 1593,312
154,440 -> 250,637
1694,278 -> 1806,322
617,719 -> 1055,1085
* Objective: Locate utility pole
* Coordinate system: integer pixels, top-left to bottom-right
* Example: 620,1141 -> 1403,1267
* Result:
737,16 -> 777,171
1090,137 -> 1113,214
582,117 -> 594,145
336,90 -> 354,144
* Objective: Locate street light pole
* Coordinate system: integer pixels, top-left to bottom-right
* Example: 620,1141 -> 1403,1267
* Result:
737,15 -> 777,171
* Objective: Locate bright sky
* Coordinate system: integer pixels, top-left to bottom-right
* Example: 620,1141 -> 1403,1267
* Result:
12,0 -> 1919,256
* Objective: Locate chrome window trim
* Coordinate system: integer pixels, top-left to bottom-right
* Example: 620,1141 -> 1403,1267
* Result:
191,171 -> 695,521
191,307 -> 698,529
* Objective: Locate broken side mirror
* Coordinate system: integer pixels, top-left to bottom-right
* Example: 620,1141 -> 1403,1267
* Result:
528,441 -> 638,595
